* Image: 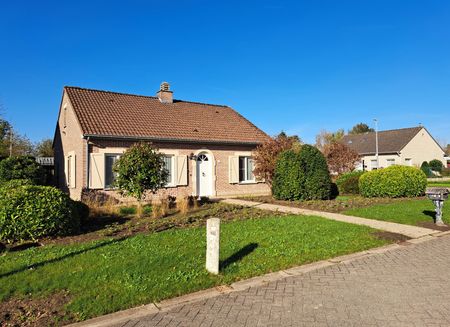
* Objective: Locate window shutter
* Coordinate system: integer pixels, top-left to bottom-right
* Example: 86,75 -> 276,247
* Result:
64,155 -> 69,186
176,155 -> 188,186
229,156 -> 239,183
70,153 -> 76,188
89,153 -> 105,189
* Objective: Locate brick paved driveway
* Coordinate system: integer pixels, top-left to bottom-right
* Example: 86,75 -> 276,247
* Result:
116,235 -> 450,327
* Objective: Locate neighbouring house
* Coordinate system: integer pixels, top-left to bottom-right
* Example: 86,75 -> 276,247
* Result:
341,126 -> 446,171
53,82 -> 270,201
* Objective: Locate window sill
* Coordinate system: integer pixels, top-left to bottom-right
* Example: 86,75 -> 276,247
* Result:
163,184 -> 177,188
238,180 -> 258,185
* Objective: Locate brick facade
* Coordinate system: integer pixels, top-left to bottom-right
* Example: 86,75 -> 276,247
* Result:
88,139 -> 270,202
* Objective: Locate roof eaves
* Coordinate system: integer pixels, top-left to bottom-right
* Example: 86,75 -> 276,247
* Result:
83,134 -> 263,146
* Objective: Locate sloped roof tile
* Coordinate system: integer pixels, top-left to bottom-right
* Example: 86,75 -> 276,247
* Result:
341,127 -> 423,155
65,86 -> 269,144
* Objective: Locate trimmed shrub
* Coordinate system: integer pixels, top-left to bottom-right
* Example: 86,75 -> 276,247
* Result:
421,161 -> 434,178
336,171 -> 364,194
0,156 -> 45,185
359,165 -> 427,198
429,159 -> 444,173
272,145 -> 332,201
0,178 -> 34,188
0,185 -> 80,243
272,150 -> 304,200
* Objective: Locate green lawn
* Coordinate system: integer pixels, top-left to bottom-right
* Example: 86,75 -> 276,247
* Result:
428,181 -> 450,188
0,214 -> 388,323
344,198 -> 449,226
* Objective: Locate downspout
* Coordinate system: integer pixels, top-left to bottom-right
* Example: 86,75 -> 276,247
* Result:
85,136 -> 90,190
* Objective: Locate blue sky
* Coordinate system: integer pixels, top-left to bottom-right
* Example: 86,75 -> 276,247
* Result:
0,0 -> 449,145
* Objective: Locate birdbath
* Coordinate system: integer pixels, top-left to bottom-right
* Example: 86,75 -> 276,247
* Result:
425,187 -> 449,226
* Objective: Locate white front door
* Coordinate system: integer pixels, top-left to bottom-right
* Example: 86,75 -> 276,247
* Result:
197,153 -> 212,197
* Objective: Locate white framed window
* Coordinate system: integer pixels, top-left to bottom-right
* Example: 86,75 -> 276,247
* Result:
105,154 -> 121,189
239,156 -> 255,183
405,158 -> 413,166
386,159 -> 395,167
370,159 -> 378,170
163,155 -> 175,186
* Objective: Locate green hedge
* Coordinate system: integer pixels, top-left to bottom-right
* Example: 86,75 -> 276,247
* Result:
359,166 -> 427,198
421,161 -> 434,178
272,145 -> 332,201
336,171 -> 364,194
429,159 -> 444,173
0,156 -> 45,185
0,185 -> 80,243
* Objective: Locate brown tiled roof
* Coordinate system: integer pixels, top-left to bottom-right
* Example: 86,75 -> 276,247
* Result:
340,127 -> 423,155
65,86 -> 269,144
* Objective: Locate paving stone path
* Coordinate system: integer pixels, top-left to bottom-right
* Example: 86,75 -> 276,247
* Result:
115,235 -> 450,327
222,199 -> 439,239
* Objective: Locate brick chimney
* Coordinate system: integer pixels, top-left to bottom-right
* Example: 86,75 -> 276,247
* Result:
156,81 -> 173,103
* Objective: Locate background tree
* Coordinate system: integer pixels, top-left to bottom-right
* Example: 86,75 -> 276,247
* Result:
323,142 -> 360,175
348,123 -> 374,135
35,138 -> 54,157
7,130 -> 34,156
253,132 -> 302,188
0,118 -> 11,157
113,142 -> 168,215
315,129 -> 344,151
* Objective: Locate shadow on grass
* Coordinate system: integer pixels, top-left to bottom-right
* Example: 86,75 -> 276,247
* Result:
80,216 -> 130,234
0,237 -> 126,279
423,210 -> 436,222
220,243 -> 258,270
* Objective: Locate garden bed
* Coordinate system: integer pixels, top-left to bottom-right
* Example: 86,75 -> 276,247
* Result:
1,212 -> 393,326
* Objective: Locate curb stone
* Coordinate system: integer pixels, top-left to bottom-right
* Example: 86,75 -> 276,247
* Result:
64,235 -> 450,327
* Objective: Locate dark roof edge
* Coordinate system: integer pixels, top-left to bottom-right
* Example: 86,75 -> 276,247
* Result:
83,134 -> 263,146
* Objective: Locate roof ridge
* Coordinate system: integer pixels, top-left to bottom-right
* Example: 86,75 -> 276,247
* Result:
64,85 -> 229,108
343,126 -> 422,138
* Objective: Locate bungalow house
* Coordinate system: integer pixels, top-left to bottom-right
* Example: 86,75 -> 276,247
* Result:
340,126 -> 446,171
53,82 -> 270,200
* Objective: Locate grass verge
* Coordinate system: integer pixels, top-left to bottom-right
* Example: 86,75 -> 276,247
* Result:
344,198 -> 449,227
1,214 -> 389,324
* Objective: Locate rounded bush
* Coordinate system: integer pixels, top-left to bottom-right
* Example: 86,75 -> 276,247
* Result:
359,166 -> 427,198
0,156 -> 45,185
0,185 -> 80,243
429,159 -> 444,173
0,178 -> 34,188
272,150 -> 304,200
336,171 -> 364,194
272,145 -> 332,201
420,161 -> 434,177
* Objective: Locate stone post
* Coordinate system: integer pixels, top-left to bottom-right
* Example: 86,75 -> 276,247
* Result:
206,218 -> 220,274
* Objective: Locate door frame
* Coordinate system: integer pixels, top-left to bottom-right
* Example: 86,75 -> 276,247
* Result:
193,149 -> 216,197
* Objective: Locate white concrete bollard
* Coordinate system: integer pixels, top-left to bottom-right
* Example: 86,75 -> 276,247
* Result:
206,218 -> 220,274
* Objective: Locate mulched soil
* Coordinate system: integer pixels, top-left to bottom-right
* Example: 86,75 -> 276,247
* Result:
0,291 -> 74,327
241,195 -> 412,213
373,231 -> 410,243
418,221 -> 450,231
